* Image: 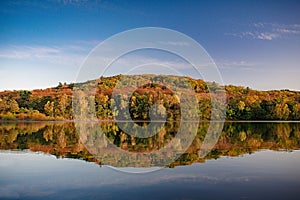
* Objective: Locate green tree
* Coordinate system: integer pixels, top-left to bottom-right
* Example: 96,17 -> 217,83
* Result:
17,90 -> 31,109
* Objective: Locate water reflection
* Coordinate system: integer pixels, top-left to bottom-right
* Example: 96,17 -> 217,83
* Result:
1,150 -> 300,200
0,122 -> 300,168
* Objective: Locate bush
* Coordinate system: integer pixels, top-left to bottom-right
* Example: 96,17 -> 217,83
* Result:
1,112 -> 16,120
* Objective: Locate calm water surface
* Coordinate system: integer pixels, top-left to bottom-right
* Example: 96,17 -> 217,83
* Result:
0,122 -> 300,200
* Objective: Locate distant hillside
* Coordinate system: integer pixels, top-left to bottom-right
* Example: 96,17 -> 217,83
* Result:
0,74 -> 299,121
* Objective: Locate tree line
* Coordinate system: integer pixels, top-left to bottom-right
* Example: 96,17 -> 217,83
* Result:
0,75 -> 299,121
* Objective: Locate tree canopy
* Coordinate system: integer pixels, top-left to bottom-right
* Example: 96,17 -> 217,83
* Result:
0,74 -> 299,121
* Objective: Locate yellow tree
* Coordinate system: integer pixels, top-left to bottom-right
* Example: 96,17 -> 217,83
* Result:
57,94 -> 69,118
8,99 -> 19,114
44,101 -> 54,117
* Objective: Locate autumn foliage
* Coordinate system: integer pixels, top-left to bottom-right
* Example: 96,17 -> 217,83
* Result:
0,75 -> 299,121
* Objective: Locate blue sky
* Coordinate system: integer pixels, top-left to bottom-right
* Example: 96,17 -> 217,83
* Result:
0,0 -> 300,91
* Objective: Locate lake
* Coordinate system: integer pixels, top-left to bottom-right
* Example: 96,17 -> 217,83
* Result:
1,121 -> 300,199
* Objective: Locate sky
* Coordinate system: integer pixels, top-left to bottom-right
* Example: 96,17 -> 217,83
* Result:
0,0 -> 300,91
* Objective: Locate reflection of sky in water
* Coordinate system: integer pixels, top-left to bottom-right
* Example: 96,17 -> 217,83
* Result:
1,150 -> 300,200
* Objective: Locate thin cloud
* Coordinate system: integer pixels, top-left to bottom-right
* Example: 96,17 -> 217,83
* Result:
229,31 -> 280,41
0,45 -> 60,59
227,22 -> 300,41
256,32 -> 280,40
276,28 -> 300,34
159,41 -> 191,47
217,60 -> 257,71
0,42 -> 92,66
252,22 -> 266,28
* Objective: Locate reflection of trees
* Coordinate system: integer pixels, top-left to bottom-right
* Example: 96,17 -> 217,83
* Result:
0,122 -> 95,162
100,121 -> 180,153
0,122 -> 300,167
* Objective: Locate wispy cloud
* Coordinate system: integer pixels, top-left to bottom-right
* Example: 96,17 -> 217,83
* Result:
0,45 -> 79,66
216,60 -> 257,71
0,40 -> 100,66
0,45 -> 61,59
227,22 -> 300,41
276,28 -> 300,34
0,41 -> 202,81
256,32 -> 280,40
159,41 -> 191,47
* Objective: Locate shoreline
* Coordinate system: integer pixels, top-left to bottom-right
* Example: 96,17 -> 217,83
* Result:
1,119 -> 300,123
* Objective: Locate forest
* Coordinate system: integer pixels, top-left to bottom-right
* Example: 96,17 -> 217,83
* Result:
0,74 -> 299,121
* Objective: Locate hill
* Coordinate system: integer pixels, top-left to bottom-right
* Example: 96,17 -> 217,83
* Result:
0,74 -> 299,121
